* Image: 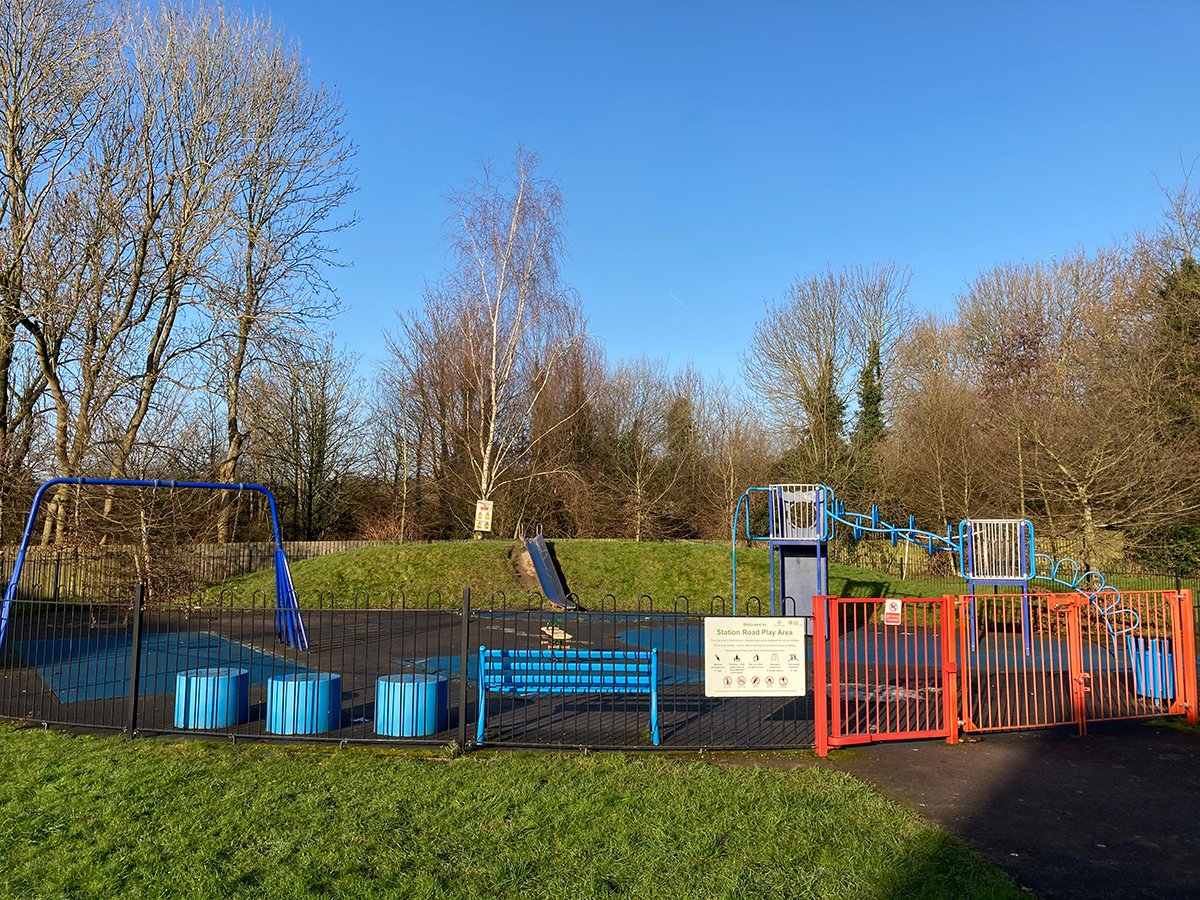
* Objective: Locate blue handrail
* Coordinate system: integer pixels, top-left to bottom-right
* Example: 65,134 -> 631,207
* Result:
0,477 -> 308,650
730,487 -> 773,615
1030,553 -> 1139,639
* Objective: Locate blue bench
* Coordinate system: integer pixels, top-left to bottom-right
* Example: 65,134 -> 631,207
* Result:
476,647 -> 659,745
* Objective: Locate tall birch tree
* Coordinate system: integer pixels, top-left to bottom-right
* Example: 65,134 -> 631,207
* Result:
387,149 -> 585,537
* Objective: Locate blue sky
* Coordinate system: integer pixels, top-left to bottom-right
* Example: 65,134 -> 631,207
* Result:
239,1 -> 1200,382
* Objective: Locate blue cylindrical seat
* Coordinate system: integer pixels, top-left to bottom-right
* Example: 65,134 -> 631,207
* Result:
267,672 -> 342,735
375,674 -> 448,737
1127,635 -> 1175,701
174,667 -> 250,729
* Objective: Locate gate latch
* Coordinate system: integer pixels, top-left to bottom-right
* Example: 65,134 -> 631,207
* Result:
1076,672 -> 1092,693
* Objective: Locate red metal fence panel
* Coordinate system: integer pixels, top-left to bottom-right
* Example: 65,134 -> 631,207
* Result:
818,589 -> 1197,754
959,593 -> 1080,733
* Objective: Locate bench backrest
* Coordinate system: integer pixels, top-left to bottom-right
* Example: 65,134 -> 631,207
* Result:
478,648 -> 657,694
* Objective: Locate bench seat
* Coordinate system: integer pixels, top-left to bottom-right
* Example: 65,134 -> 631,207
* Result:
476,647 -> 659,745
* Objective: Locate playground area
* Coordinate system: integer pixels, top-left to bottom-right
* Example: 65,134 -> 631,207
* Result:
0,593 -> 815,749
0,479 -> 1195,752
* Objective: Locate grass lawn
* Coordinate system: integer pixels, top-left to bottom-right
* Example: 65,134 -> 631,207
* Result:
206,540 -> 976,609
0,726 -> 1022,899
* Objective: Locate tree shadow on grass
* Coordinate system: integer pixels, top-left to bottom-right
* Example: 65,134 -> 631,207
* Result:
838,578 -> 890,598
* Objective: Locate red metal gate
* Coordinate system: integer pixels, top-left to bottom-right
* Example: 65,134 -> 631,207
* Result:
959,589 -> 1199,735
814,596 -> 958,757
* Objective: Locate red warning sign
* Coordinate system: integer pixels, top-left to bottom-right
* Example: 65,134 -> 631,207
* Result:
883,598 -> 903,626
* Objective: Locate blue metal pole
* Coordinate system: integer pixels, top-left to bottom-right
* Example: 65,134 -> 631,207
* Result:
0,478 -> 62,645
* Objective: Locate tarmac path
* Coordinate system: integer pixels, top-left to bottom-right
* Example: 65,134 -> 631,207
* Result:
826,721 -> 1200,898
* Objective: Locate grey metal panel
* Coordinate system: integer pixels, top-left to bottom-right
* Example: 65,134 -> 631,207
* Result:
779,545 -> 820,633
770,484 -> 821,540
965,519 -> 1032,580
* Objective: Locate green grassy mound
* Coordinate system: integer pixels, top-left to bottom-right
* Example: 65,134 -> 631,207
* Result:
209,542 -> 523,604
206,539 -> 966,609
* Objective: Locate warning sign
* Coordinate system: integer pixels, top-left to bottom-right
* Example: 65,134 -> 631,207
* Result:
473,500 -> 493,532
704,617 -> 806,697
883,598 -> 903,626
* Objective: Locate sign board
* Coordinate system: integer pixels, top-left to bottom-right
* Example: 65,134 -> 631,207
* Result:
473,500 -> 493,533
704,617 -> 806,697
883,598 -> 903,626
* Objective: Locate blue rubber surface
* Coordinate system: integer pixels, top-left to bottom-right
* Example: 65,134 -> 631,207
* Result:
17,632 -> 310,703
619,623 -> 703,655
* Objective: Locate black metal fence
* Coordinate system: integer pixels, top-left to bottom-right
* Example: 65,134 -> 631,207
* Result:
0,589 -> 814,751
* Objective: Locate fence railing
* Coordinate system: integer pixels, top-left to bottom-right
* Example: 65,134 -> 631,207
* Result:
2,584 -> 1195,754
0,541 -> 396,601
0,589 -> 809,751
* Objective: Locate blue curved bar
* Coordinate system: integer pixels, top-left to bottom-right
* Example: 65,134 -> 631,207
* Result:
730,487 -> 772,615
0,477 -> 307,650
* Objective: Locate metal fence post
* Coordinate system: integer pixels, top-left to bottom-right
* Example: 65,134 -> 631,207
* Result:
125,583 -> 146,738
459,587 -> 471,748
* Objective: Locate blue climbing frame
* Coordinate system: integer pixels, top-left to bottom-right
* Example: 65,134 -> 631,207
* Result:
0,478 -> 308,651
730,485 -> 828,620
730,483 -> 1139,645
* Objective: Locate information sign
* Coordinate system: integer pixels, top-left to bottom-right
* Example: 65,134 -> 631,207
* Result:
704,617 -> 806,697
473,500 -> 493,532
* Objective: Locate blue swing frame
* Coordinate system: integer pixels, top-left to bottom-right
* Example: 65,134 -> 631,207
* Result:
0,478 -> 308,651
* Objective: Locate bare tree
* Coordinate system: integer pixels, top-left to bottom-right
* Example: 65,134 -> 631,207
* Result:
0,0 -> 113,527
244,340 -> 365,539
697,376 -> 771,540
387,148 -> 586,538
599,358 -> 688,541
951,246 -> 1200,566
21,2 -> 252,539
206,14 -> 357,539
1156,164 -> 1200,263
363,362 -> 420,541
743,263 -> 911,490
513,337 -> 609,537
883,316 -> 984,528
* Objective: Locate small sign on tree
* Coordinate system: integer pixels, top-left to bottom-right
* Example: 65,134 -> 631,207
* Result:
474,500 -> 493,533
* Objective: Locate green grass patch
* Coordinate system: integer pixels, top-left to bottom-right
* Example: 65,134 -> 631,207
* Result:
0,726 -> 1022,899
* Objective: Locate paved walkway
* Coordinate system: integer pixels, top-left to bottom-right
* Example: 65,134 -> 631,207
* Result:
826,721 -> 1200,899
